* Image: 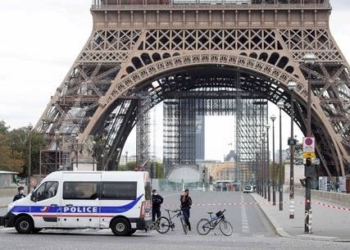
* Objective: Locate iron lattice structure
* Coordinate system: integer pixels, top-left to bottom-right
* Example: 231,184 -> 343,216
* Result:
35,0 -> 350,178
136,92 -> 151,170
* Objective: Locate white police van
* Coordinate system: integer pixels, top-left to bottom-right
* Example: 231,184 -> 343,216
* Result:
0,171 -> 152,236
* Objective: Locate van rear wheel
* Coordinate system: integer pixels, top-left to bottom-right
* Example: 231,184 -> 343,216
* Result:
111,218 -> 130,236
15,216 -> 33,234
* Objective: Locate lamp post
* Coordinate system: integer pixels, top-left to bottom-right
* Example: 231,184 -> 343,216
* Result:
288,81 -> 297,219
277,100 -> 284,211
92,141 -> 96,171
304,52 -> 316,233
262,131 -> 266,199
27,123 -> 33,194
265,124 -> 271,202
101,153 -> 104,171
258,142 -> 264,197
104,145 -> 110,171
54,129 -> 59,170
270,114 -> 276,206
75,136 -> 79,170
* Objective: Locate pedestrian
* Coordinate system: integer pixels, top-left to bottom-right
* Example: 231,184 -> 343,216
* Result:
152,189 -> 164,222
180,189 -> 192,231
13,186 -> 26,202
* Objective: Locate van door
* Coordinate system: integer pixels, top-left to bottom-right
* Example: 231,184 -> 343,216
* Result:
58,173 -> 101,229
31,181 -> 60,229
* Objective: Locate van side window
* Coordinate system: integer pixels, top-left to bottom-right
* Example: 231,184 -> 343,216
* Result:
63,182 -> 99,200
35,181 -> 59,201
101,182 -> 137,200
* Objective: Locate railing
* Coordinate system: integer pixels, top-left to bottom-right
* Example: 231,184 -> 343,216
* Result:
91,0 -> 329,6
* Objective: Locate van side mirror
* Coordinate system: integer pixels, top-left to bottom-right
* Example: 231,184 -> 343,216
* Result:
30,192 -> 37,202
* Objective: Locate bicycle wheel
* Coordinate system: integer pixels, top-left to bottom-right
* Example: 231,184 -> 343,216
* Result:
219,219 -> 233,236
179,216 -> 188,235
196,219 -> 211,235
155,217 -> 171,234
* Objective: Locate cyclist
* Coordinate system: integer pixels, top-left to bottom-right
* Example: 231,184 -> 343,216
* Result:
180,189 -> 192,231
152,189 -> 164,222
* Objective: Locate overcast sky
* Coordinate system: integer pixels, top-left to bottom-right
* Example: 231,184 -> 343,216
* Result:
0,0 -> 349,161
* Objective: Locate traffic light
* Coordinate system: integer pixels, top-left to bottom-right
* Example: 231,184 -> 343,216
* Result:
305,157 -> 312,166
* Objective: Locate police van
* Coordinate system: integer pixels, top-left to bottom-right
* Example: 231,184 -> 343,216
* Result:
0,171 -> 152,236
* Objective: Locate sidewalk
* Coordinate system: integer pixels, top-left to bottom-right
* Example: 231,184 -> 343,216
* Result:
252,192 -> 350,242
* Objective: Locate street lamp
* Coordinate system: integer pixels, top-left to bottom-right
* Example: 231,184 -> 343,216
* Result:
270,114 -> 276,206
55,129 -> 59,170
304,53 -> 316,137
277,100 -> 284,211
304,52 -> 316,233
75,136 -> 79,170
265,124 -> 271,202
104,145 -> 110,171
262,131 -> 266,199
258,140 -> 263,196
101,153 -> 104,171
27,123 -> 33,194
287,81 -> 297,219
92,141 -> 96,171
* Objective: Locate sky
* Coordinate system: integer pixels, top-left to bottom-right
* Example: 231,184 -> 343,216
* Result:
0,0 -> 350,161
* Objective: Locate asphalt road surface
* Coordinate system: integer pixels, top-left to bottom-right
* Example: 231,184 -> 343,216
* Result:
1,191 -> 349,249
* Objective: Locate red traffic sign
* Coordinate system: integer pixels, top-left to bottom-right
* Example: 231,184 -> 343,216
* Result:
303,137 -> 315,153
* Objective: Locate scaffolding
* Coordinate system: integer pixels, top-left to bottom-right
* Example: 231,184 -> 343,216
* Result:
236,99 -> 268,188
163,88 -> 268,183
163,99 -> 196,177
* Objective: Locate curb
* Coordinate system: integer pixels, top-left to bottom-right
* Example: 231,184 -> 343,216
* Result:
251,194 -> 346,242
251,194 -> 292,238
297,235 -> 340,241
0,204 -> 8,208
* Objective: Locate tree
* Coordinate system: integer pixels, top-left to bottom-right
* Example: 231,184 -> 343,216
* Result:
0,122 -> 46,175
0,127 -> 24,173
0,120 -> 9,135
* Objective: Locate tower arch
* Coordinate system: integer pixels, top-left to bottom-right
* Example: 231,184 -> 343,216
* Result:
35,1 -> 350,178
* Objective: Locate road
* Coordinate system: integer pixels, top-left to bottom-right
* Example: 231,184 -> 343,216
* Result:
1,191 -> 349,249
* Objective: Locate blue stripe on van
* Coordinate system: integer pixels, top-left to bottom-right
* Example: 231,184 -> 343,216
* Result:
10,194 -> 143,214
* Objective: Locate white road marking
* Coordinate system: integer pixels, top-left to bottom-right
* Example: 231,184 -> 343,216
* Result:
241,194 -> 250,234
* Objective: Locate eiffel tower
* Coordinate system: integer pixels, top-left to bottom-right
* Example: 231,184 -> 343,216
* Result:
35,0 -> 350,179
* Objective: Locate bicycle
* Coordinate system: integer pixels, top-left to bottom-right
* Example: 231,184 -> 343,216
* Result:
152,209 -> 188,234
196,209 -> 233,236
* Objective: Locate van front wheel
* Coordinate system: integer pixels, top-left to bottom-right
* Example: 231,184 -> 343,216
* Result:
15,216 -> 33,234
111,218 -> 130,236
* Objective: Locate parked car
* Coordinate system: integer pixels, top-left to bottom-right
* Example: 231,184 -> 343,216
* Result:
243,185 -> 254,193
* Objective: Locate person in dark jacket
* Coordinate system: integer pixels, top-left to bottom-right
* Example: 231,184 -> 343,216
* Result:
152,189 -> 164,222
180,189 -> 193,231
13,186 -> 26,202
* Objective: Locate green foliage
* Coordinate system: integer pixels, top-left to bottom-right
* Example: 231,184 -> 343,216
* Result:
0,133 -> 24,172
0,120 -> 9,135
0,121 -> 46,175
118,161 -> 163,179
118,161 -> 136,171
155,162 -> 164,179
